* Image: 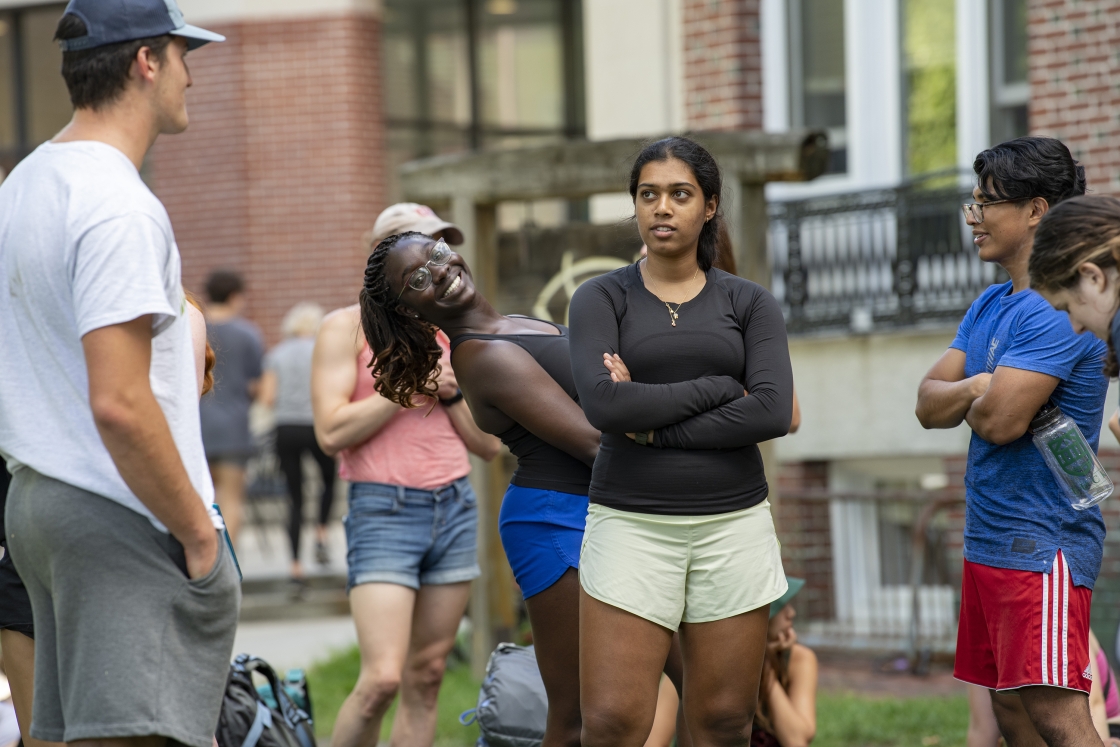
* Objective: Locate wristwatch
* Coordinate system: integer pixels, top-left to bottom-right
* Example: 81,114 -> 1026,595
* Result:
439,388 -> 465,406
634,430 -> 652,446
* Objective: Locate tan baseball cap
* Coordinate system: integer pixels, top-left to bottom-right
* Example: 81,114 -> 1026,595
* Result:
367,203 -> 464,249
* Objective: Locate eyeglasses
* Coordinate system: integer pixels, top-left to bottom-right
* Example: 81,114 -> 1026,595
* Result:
961,198 -> 1030,224
397,238 -> 453,301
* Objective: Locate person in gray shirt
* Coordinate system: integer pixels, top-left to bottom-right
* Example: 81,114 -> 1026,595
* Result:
200,270 -> 263,543
259,302 -> 337,583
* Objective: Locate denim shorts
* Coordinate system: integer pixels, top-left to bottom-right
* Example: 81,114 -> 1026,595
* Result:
344,476 -> 481,592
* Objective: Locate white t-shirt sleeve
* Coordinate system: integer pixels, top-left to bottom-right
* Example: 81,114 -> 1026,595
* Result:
72,213 -> 179,338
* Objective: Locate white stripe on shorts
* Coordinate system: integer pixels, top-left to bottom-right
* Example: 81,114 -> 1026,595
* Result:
1052,553 -> 1060,687
1062,552 -> 1070,688
1042,559 -> 1050,685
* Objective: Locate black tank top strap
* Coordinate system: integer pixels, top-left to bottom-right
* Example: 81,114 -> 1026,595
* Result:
447,318 -> 590,495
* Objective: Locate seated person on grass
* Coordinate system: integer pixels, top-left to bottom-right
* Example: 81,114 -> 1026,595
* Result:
1089,629 -> 1120,747
751,578 -> 818,747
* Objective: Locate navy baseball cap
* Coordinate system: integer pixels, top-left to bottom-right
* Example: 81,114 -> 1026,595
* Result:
59,0 -> 225,52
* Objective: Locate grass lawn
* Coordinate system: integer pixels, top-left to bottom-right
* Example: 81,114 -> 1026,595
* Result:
308,645 -> 480,745
308,645 -> 969,747
815,693 -> 968,747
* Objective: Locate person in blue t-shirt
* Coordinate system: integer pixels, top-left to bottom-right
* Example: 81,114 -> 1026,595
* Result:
916,137 -> 1109,747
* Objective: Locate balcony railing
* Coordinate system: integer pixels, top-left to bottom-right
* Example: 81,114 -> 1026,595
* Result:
769,174 -> 1007,335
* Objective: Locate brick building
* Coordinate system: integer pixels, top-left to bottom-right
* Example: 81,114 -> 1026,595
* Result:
4,0 -> 1120,652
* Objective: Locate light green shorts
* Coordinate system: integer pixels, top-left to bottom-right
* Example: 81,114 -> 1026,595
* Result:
579,500 -> 787,630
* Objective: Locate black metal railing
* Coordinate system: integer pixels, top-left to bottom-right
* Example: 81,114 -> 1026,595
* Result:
769,174 -> 1007,335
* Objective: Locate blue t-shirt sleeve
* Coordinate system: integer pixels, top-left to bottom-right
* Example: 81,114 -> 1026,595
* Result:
996,300 -> 1085,380
950,297 -> 979,353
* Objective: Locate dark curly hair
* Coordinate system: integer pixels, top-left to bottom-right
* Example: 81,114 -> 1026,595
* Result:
629,136 -> 724,272
359,231 -> 443,406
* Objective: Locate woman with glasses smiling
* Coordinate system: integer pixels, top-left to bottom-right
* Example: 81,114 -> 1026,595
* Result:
311,204 -> 501,747
358,227 -> 608,747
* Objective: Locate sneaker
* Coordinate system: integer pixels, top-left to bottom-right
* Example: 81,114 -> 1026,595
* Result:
288,577 -> 308,601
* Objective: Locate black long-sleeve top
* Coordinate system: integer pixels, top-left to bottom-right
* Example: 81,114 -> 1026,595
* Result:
568,262 -> 794,515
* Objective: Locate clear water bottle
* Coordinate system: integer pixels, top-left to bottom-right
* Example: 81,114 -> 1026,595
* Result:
1030,403 -> 1114,510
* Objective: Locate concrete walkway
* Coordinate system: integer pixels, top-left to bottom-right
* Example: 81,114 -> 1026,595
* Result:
232,615 -> 358,672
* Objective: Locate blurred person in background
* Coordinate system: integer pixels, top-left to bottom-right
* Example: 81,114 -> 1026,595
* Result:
258,302 -> 337,586
967,684 -> 1002,747
0,671 -> 18,747
750,579 -> 817,747
312,203 -> 500,747
200,269 -> 264,543
1089,629 -> 1120,746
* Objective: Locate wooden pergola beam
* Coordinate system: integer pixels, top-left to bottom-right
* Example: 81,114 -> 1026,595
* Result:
400,129 -> 828,203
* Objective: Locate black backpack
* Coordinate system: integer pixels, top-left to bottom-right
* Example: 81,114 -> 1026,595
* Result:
216,654 -> 316,747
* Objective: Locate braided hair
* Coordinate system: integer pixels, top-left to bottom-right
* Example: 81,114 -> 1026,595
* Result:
359,231 -> 444,406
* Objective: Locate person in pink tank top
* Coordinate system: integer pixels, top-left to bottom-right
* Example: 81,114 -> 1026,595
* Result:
311,204 -> 499,747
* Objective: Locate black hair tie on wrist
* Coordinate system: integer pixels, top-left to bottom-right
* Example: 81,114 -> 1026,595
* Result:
439,388 -> 464,406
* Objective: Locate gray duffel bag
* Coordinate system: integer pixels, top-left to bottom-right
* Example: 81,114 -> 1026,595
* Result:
460,643 -> 547,747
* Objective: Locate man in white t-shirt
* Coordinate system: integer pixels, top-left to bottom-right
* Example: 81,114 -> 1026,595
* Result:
0,2 -> 239,746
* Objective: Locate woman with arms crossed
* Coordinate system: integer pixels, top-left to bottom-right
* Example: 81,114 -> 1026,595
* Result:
569,136 -> 794,747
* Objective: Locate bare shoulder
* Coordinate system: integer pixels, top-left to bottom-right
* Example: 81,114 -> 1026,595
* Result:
185,300 -> 207,336
789,643 -> 818,671
318,305 -> 364,355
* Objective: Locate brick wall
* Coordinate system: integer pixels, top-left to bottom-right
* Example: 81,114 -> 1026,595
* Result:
681,0 -> 762,131
148,14 -> 384,345
1028,1 -> 1120,194
774,461 -> 834,621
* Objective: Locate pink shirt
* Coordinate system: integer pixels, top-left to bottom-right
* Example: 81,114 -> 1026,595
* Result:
338,332 -> 471,489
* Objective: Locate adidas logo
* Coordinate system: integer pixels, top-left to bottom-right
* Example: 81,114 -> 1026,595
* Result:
1084,664 -> 1094,681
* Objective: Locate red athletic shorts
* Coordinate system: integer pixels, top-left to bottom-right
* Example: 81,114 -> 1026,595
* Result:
954,550 -> 1092,693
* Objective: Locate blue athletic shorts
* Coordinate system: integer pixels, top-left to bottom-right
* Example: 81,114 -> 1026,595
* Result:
498,484 -> 589,599
344,477 -> 480,592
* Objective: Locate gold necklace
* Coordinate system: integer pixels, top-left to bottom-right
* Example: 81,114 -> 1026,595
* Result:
643,259 -> 700,327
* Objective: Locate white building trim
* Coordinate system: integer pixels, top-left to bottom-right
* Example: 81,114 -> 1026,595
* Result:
957,0 -> 990,177
767,0 -> 903,201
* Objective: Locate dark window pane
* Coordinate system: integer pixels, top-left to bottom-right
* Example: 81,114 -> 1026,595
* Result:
476,0 -> 564,130
22,6 -> 71,145
425,7 -> 470,126
994,104 -> 1028,143
0,13 -> 16,151
383,1 -> 470,127
1001,0 -> 1028,86
799,0 -> 845,130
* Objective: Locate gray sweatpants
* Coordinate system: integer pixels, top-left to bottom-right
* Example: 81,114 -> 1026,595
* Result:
4,468 -> 240,747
